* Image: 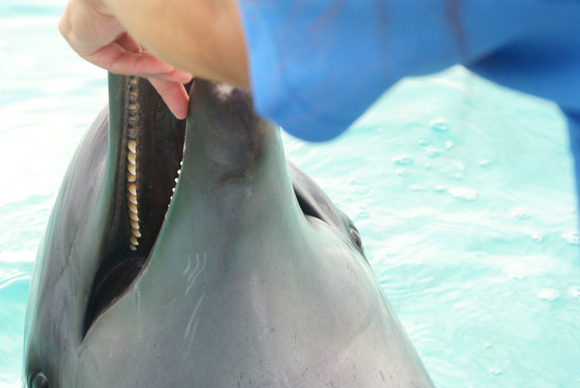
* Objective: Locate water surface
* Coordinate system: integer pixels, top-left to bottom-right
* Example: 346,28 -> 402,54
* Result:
1,2 -> 579,387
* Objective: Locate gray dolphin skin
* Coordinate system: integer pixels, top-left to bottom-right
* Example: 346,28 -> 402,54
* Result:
23,74 -> 434,388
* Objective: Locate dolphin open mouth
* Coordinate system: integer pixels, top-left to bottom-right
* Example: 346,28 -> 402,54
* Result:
25,74 -> 433,388
82,76 -> 187,336
81,76 -> 351,338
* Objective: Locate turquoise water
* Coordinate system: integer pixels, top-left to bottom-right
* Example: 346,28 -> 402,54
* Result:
1,2 -> 579,387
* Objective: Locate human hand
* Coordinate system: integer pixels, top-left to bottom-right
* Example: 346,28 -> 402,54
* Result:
59,0 -> 193,119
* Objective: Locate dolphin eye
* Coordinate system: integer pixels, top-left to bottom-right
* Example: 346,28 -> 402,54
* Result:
350,227 -> 362,248
31,372 -> 49,388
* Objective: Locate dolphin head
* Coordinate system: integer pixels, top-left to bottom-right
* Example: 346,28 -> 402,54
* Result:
23,76 -> 433,387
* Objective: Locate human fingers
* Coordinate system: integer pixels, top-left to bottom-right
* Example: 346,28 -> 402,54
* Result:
84,42 -> 193,83
83,43 -> 170,77
115,32 -> 142,53
149,67 -> 194,84
148,78 -> 190,120
114,34 -> 195,84
60,1 -> 191,84
93,42 -> 192,118
59,0 -> 125,57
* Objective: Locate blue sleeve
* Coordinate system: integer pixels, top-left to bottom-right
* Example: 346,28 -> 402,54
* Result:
567,113 -> 580,201
238,0 -> 580,142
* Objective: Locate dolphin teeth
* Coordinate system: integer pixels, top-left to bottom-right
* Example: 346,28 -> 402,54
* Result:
128,203 -> 138,214
127,140 -> 137,154
128,194 -> 138,205
126,77 -> 141,251
128,183 -> 137,195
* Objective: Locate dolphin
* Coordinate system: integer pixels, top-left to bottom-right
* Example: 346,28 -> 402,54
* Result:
23,75 -> 434,387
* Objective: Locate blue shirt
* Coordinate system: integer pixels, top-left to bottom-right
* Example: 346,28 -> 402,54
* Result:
238,0 -> 580,194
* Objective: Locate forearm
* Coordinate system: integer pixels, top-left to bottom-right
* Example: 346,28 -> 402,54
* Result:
91,0 -> 248,88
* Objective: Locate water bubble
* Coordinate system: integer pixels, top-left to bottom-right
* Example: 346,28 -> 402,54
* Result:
448,187 -> 478,201
409,184 -> 427,191
423,163 -> 433,169
538,289 -> 560,301
530,233 -> 544,243
444,141 -> 455,150
562,231 -> 580,245
392,155 -> 413,166
415,137 -> 432,147
483,343 -> 492,349
395,168 -> 408,176
356,209 -> 370,220
489,368 -> 503,376
349,181 -> 371,196
453,173 -> 463,180
426,147 -> 442,158
479,159 -> 491,167
510,208 -> 530,220
430,118 -> 450,132
568,286 -> 580,298
433,185 -> 447,192
455,162 -> 466,171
